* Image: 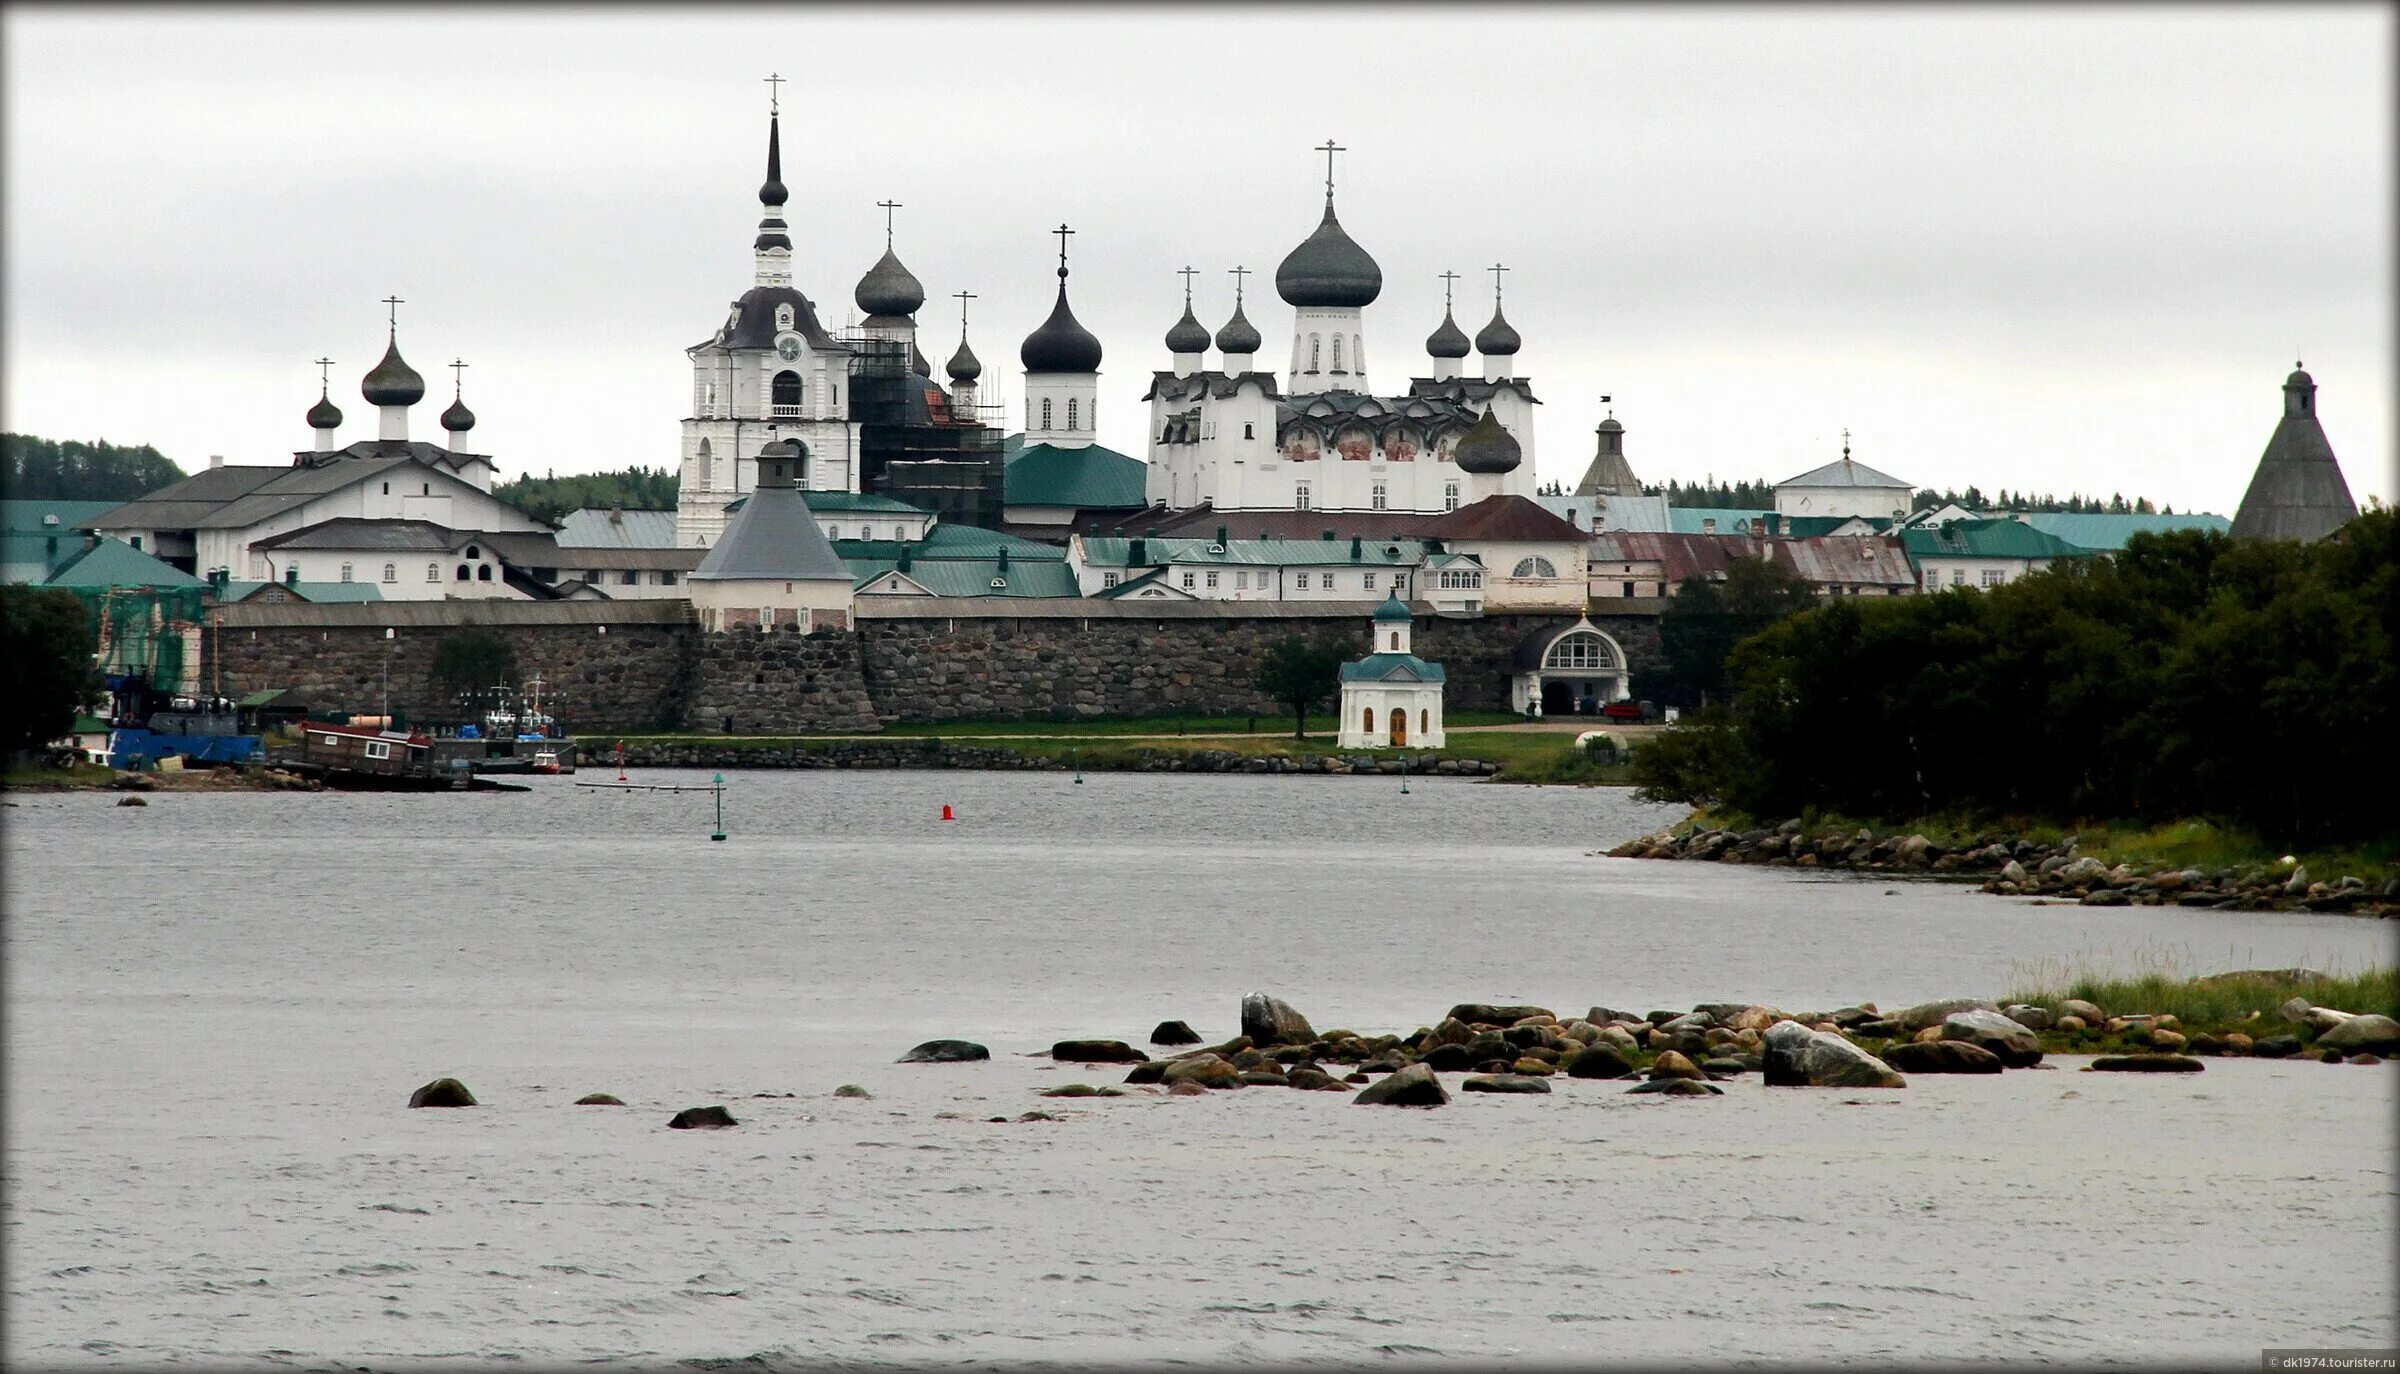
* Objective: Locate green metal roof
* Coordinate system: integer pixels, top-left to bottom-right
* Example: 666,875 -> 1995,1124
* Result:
1094,567 -> 1179,598
833,522 -> 1065,562
849,557 -> 1083,598
41,536 -> 204,589
1666,507 -> 1775,535
1898,519 -> 2096,562
1339,652 -> 1447,685
1004,441 -> 1150,510
216,580 -> 387,602
1781,514 -> 1892,537
1078,535 -> 1430,567
2020,512 -> 2230,551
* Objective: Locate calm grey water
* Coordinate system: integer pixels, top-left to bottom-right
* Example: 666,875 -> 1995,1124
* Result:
5,771 -> 2395,1369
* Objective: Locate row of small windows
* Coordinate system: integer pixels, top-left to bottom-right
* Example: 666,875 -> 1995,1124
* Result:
1360,708 -> 1431,734
1038,397 -> 1090,431
1174,568 -> 1410,594
321,560 -> 490,584
1298,333 -> 1365,374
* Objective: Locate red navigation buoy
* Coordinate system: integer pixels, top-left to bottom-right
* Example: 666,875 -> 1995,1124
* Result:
941,803 -> 955,821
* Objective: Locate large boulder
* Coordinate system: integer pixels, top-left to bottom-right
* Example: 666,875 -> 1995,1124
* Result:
1162,1056 -> 1242,1089
2058,998 -> 2106,1024
1890,998 -> 1997,1032
1940,1009 -> 2043,1067
898,1039 -> 990,1063
1149,1020 -> 1202,1046
1051,1039 -> 1149,1063
1240,993 -> 1317,1047
1880,1040 -> 2004,1074
1761,1021 -> 1907,1088
408,1077 -> 476,1108
1286,1066 -> 1349,1091
2316,1014 -> 2400,1055
1648,1050 -> 1706,1081
1421,1043 -> 1475,1073
1420,1017 -> 1477,1050
667,1105 -> 738,1128
1563,1044 -> 1633,1079
1352,1062 -> 1448,1107
1447,1003 -> 1552,1028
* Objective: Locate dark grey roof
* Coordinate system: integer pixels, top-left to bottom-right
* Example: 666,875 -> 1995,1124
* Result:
1453,407 -> 1523,474
855,247 -> 925,317
1142,370 -> 1284,402
307,391 -> 343,430
92,451 -> 527,535
715,286 -> 840,351
691,482 -> 855,583
1425,307 -> 1470,359
1475,303 -> 1521,356
361,335 -> 425,405
947,336 -> 982,382
1407,376 -> 1543,407
910,340 -> 931,377
758,111 -> 788,208
755,214 -> 790,253
1575,422 -> 1640,497
441,396 -> 475,432
1215,299 -> 1263,354
1165,302 -> 1210,354
2231,367 -> 2358,541
251,518 -> 561,567
1020,276 -> 1103,373
1276,201 -> 1381,308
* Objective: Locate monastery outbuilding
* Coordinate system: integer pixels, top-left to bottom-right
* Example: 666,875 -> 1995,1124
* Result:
1338,591 -> 1447,748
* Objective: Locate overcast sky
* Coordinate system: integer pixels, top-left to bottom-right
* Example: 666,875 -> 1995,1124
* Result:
4,5 -> 2391,512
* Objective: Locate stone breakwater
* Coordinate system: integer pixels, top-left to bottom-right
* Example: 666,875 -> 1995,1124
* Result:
1611,818 -> 2398,916
598,739 -> 1501,777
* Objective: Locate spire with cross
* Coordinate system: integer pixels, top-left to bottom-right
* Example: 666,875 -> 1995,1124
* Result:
1053,223 -> 1074,277
877,199 -> 902,247
1177,265 -> 1198,306
1487,263 -> 1509,305
314,356 -> 336,395
382,295 -> 404,337
1316,138 -> 1345,203
954,289 -> 976,337
1841,427 -> 1852,460
1439,269 -> 1460,310
449,358 -> 469,399
764,71 -> 783,114
1228,264 -> 1249,303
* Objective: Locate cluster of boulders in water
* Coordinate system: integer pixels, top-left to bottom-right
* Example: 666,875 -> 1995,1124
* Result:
397,990 -> 2398,1124
1613,819 -> 2397,915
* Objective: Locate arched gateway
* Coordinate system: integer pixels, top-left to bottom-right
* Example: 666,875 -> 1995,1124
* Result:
1510,620 -> 1629,716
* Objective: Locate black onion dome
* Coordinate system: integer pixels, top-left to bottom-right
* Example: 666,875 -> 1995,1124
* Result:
361,337 -> 425,406
1165,303 -> 1210,354
1276,203 -> 1382,308
1452,407 -> 1522,474
442,396 -> 476,432
1597,415 -> 1623,433
910,341 -> 931,377
1020,281 -> 1104,373
947,337 -> 981,382
307,392 -> 343,430
1425,307 -> 1471,359
2286,365 -> 2315,389
758,113 -> 788,207
1475,304 -> 1521,356
1214,299 -> 1263,355
855,248 -> 925,317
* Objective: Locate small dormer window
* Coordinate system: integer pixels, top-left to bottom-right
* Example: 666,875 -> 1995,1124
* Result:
776,305 -> 794,330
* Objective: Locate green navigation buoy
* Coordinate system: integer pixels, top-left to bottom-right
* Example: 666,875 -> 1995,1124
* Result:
1072,749 -> 1083,785
711,772 -> 727,841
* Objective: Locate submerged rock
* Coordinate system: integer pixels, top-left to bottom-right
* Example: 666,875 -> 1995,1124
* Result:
1648,1050 -> 1706,1082
1460,1074 -> 1552,1094
1880,1040 -> 2003,1075
1149,1020 -> 1202,1045
1051,1039 -> 1149,1064
832,1084 -> 872,1099
1563,1045 -> 1633,1079
2088,1055 -> 2205,1073
1352,1063 -> 1448,1106
1165,1080 -> 1209,1096
408,1077 -> 477,1108
667,1105 -> 738,1129
573,1092 -> 624,1106
1287,1066 -> 1349,1091
898,1039 -> 990,1064
1240,993 -> 1317,1046
1447,1003 -> 1553,1027
1627,1078 -> 1723,1096
1162,1056 -> 1242,1089
1762,1021 -> 1907,1088
1421,1043 -> 1475,1073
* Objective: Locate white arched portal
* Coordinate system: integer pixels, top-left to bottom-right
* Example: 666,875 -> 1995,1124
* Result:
1510,620 -> 1630,716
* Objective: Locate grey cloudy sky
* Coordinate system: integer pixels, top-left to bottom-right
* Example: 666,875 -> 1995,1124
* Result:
4,4 -> 2391,511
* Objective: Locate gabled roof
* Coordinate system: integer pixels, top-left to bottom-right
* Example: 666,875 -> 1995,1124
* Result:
691,484 -> 853,583
1005,441 -> 1150,510
832,522 -> 1065,563
1898,518 -> 2094,562
847,557 -> 1082,598
1667,506 -> 1774,535
556,507 -> 680,549
1140,371 -> 1285,403
805,491 -> 932,515
255,517 -> 463,552
1339,651 -> 1447,685
91,456 -> 525,533
1,499 -> 124,581
1093,567 -> 1193,599
1076,535 -> 1430,568
1777,455 -> 1912,489
215,579 -> 384,603
1417,494 -> 1586,543
41,536 -> 205,589
2022,512 -> 2230,551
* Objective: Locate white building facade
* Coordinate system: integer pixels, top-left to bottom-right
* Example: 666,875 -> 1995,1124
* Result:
1338,592 -> 1448,749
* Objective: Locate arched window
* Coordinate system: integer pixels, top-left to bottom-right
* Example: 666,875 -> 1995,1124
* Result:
1243,422 -> 1254,439
476,564 -> 493,582
339,562 -> 354,583
465,546 -> 479,559
695,438 -> 713,488
1545,632 -> 1620,670
772,371 -> 803,414
704,383 -> 717,414
1420,708 -> 1430,734
1444,482 -> 1460,512
456,564 -> 471,581
426,562 -> 440,582
1331,335 -> 1342,371
1041,397 -> 1053,430
1067,398 -> 1079,431
1309,335 -> 1322,371
1352,335 -> 1362,372
1362,706 -> 1375,733
1512,556 -> 1558,578
382,563 -> 397,584
1390,631 -> 1402,650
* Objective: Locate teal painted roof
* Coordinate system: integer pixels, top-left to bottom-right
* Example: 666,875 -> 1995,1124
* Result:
1078,535 -> 1430,567
1339,652 -> 1447,685
3,499 -> 124,581
1373,590 -> 1413,623
849,557 -> 1082,598
1094,567 -> 1179,598
2021,512 -> 2230,551
1899,519 -> 2096,562
1667,507 -> 1775,535
832,522 -> 1065,562
1005,441 -> 1149,510
42,536 -> 204,589
216,579 -> 385,602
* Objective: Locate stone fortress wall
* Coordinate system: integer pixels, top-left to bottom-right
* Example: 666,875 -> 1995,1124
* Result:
200,599 -> 1661,734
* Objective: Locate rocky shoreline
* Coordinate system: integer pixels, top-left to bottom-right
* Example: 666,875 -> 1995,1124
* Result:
1610,818 -> 2398,916
595,739 -> 1502,777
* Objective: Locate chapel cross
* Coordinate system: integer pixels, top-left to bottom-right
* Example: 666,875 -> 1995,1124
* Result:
877,199 -> 902,245
1487,263 -> 1509,304
1316,139 -> 1345,201
314,356 -> 336,390
1053,223 -> 1075,272
953,289 -> 976,332
381,295 -> 404,334
1438,269 -> 1460,309
1177,265 -> 1198,305
450,358 -> 469,397
1228,264 -> 1250,301
764,72 -> 784,114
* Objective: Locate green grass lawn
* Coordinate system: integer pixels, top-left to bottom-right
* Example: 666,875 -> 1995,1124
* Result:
858,709 -> 1528,739
2005,958 -> 2396,1034
2,759 -> 117,790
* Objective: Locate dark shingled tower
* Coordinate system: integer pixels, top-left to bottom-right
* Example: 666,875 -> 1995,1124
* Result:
2231,363 -> 2358,542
